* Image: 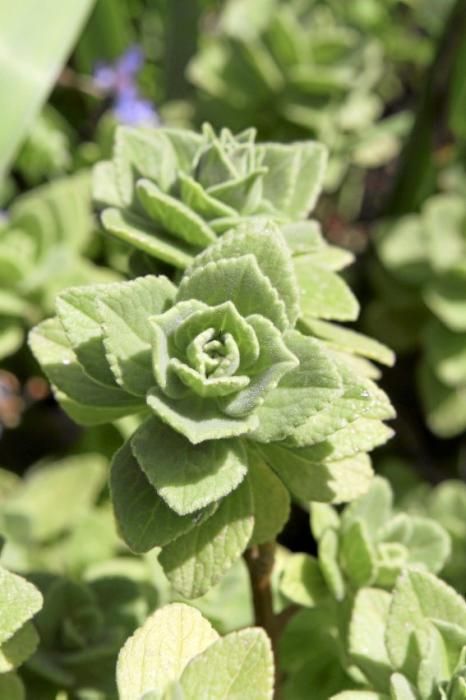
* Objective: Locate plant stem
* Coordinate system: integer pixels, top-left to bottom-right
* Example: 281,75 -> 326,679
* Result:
244,542 -> 281,695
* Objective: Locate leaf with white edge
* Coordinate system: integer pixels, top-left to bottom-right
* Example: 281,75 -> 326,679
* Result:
301,318 -> 395,366
386,570 -> 466,676
257,141 -> 327,218
98,275 -> 176,396
0,567 -> 42,646
0,673 -> 25,700
294,258 -> 360,321
116,603 -> 219,700
0,622 -> 39,672
184,220 -> 300,325
348,588 -> 392,690
114,127 -> 178,206
280,554 -> 329,607
248,453 -> 290,546
2,454 -> 106,543
262,444 -> 374,504
146,386 -> 259,444
251,331 -> 342,443
101,208 -> 195,269
110,441 -> 212,553
131,416 -> 248,515
137,179 -> 217,247
176,255 -> 289,332
28,318 -> 144,424
159,477 -> 254,598
179,628 -> 274,700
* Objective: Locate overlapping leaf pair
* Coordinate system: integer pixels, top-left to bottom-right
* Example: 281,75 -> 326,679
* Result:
370,194 -> 466,437
29,219 -> 394,599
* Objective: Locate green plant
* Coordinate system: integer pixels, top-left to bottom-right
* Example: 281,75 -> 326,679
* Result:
116,603 -> 274,699
0,171 -> 117,360
188,0 -> 408,196
368,193 -> 466,437
279,477 -> 451,699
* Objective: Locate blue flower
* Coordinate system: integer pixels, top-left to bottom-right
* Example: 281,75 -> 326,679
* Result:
93,46 -> 159,126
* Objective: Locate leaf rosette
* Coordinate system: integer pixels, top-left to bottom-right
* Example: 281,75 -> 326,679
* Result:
94,122 -> 327,270
30,220 -> 394,598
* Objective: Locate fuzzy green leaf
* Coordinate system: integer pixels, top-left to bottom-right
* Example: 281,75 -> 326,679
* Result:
110,441 -> 209,553
159,478 -> 254,598
116,603 -> 219,700
131,417 -> 248,515
280,554 -> 329,607
0,567 -> 42,646
294,258 -> 360,321
178,628 -> 274,699
98,275 -> 176,396
248,453 -> 290,546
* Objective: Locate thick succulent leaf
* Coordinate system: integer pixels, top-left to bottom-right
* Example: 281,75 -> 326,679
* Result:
221,315 -> 298,418
280,554 -> 329,607
114,127 -> 178,206
147,386 -> 259,444
110,441 -> 209,553
98,275 -> 176,396
101,208 -> 195,269
184,220 -> 300,325
301,318 -> 395,366
348,588 -> 392,690
159,477 -> 254,598
178,628 -> 274,700
179,171 -> 237,219
386,570 -> 466,676
262,444 -> 373,504
116,603 -> 218,700
2,454 -> 106,544
56,284 -> 119,387
304,247 -> 355,272
257,141 -> 327,218
0,567 -> 42,646
162,128 -> 204,171
137,179 -> 217,247
28,318 -> 143,424
176,255 -> 289,331
294,258 -> 360,321
389,674 -> 418,700
131,417 -> 248,515
252,331 -> 342,442
248,453 -> 290,546
281,220 -> 325,255
207,168 -> 266,213
0,622 -> 39,672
